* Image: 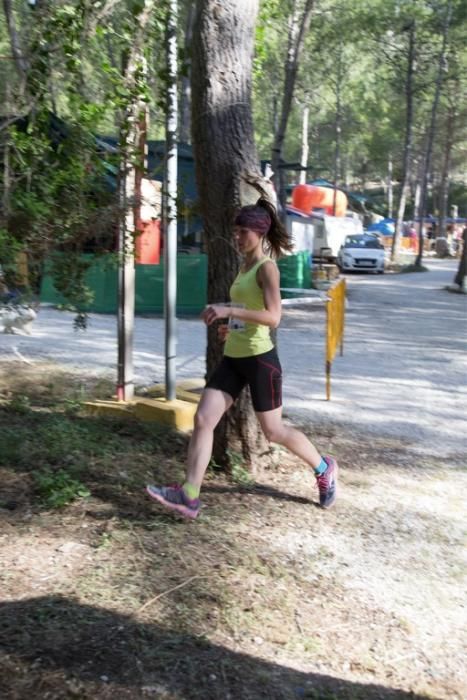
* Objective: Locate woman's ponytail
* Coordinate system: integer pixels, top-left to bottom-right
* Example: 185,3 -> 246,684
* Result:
256,198 -> 293,259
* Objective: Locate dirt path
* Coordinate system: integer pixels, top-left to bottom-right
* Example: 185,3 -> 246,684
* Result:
1,260 -> 466,698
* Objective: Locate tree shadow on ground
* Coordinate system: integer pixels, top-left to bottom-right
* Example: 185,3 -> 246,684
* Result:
0,596 -> 431,700
203,482 -> 315,506
0,405 -> 319,526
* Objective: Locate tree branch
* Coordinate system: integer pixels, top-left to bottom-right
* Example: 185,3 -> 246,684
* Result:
2,0 -> 28,77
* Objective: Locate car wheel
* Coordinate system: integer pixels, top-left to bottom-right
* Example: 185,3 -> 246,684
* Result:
377,269 -> 385,275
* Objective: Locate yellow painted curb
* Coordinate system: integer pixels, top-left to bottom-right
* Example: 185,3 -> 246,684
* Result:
84,395 -> 198,432
145,377 -> 204,404
134,397 -> 197,432
84,400 -> 135,418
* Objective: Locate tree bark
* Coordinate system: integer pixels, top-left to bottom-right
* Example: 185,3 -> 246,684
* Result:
415,0 -> 453,268
2,0 -> 28,79
391,20 -> 415,262
271,0 -> 315,210
191,0 -> 269,470
438,107 -> 455,240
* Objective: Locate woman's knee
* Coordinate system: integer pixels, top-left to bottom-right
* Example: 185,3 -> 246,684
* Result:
194,406 -> 220,432
261,423 -> 285,444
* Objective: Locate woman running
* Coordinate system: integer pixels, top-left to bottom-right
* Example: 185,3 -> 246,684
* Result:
146,198 -> 338,518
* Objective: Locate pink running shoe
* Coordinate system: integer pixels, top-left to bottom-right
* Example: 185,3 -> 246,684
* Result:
146,484 -> 200,519
315,456 -> 338,508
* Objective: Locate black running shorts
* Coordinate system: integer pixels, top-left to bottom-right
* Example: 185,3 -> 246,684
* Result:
206,347 -> 282,412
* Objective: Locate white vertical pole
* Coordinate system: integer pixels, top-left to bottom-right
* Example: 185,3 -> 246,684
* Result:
388,155 -> 393,219
165,0 -> 178,401
117,143 -> 136,402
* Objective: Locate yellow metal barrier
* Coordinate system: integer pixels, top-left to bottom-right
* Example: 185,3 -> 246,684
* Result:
326,278 -> 346,400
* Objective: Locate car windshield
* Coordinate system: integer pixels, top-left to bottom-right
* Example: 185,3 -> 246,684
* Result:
344,236 -> 382,249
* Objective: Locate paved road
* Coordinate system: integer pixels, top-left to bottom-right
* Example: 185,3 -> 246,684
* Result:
281,259 -> 467,458
1,259 -> 465,458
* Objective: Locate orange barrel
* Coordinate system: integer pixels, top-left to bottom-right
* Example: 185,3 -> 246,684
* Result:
292,184 -> 347,217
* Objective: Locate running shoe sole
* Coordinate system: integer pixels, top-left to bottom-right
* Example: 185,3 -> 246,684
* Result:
145,485 -> 200,519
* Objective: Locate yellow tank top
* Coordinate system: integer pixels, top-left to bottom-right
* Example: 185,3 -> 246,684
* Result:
224,257 -> 275,358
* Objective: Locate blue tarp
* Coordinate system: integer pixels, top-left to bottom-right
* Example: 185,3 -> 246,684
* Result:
367,220 -> 395,236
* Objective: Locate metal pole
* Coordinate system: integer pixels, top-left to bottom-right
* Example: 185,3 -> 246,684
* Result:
299,105 -> 309,185
117,151 -> 135,402
165,0 -> 178,401
333,50 -> 342,217
387,155 -> 393,219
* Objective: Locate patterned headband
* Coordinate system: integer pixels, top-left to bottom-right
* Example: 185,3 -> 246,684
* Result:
234,206 -> 271,236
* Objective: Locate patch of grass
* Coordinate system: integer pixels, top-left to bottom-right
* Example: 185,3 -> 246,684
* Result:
0,364 -> 188,517
7,394 -> 32,414
231,463 -> 255,487
35,468 -> 91,508
227,449 -> 256,487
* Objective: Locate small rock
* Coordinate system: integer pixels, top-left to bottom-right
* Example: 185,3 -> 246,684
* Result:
57,541 -> 86,555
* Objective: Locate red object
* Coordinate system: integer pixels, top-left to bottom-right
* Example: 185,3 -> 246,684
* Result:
135,219 -> 161,264
292,184 -> 348,217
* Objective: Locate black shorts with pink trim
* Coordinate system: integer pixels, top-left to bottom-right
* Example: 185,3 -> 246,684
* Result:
206,348 -> 282,412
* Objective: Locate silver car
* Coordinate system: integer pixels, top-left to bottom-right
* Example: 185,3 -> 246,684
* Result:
337,234 -> 386,274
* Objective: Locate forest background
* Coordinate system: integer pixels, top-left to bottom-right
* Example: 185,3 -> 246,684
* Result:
0,0 -> 466,296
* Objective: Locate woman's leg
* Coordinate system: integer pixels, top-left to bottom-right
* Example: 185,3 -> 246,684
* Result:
185,387 -> 233,489
256,407 -> 338,508
146,388 -> 233,518
256,407 -> 322,468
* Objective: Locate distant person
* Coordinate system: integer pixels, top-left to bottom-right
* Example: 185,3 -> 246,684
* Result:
454,227 -> 467,290
453,226 -> 463,257
409,225 -> 417,251
146,198 -> 339,518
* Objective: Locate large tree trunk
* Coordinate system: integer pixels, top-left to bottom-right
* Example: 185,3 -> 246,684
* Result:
415,0 -> 453,268
391,20 -> 415,262
191,0 -> 269,470
438,107 -> 455,240
271,0 -> 315,210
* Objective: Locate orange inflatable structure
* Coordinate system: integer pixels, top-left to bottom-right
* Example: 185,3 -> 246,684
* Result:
135,219 -> 161,265
292,184 -> 348,217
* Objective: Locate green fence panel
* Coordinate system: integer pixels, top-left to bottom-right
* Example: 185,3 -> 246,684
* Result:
41,254 -> 207,315
135,255 -> 207,314
278,251 -> 312,297
41,252 -> 311,311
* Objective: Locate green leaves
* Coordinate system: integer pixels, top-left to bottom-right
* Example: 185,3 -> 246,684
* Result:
35,469 -> 91,509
